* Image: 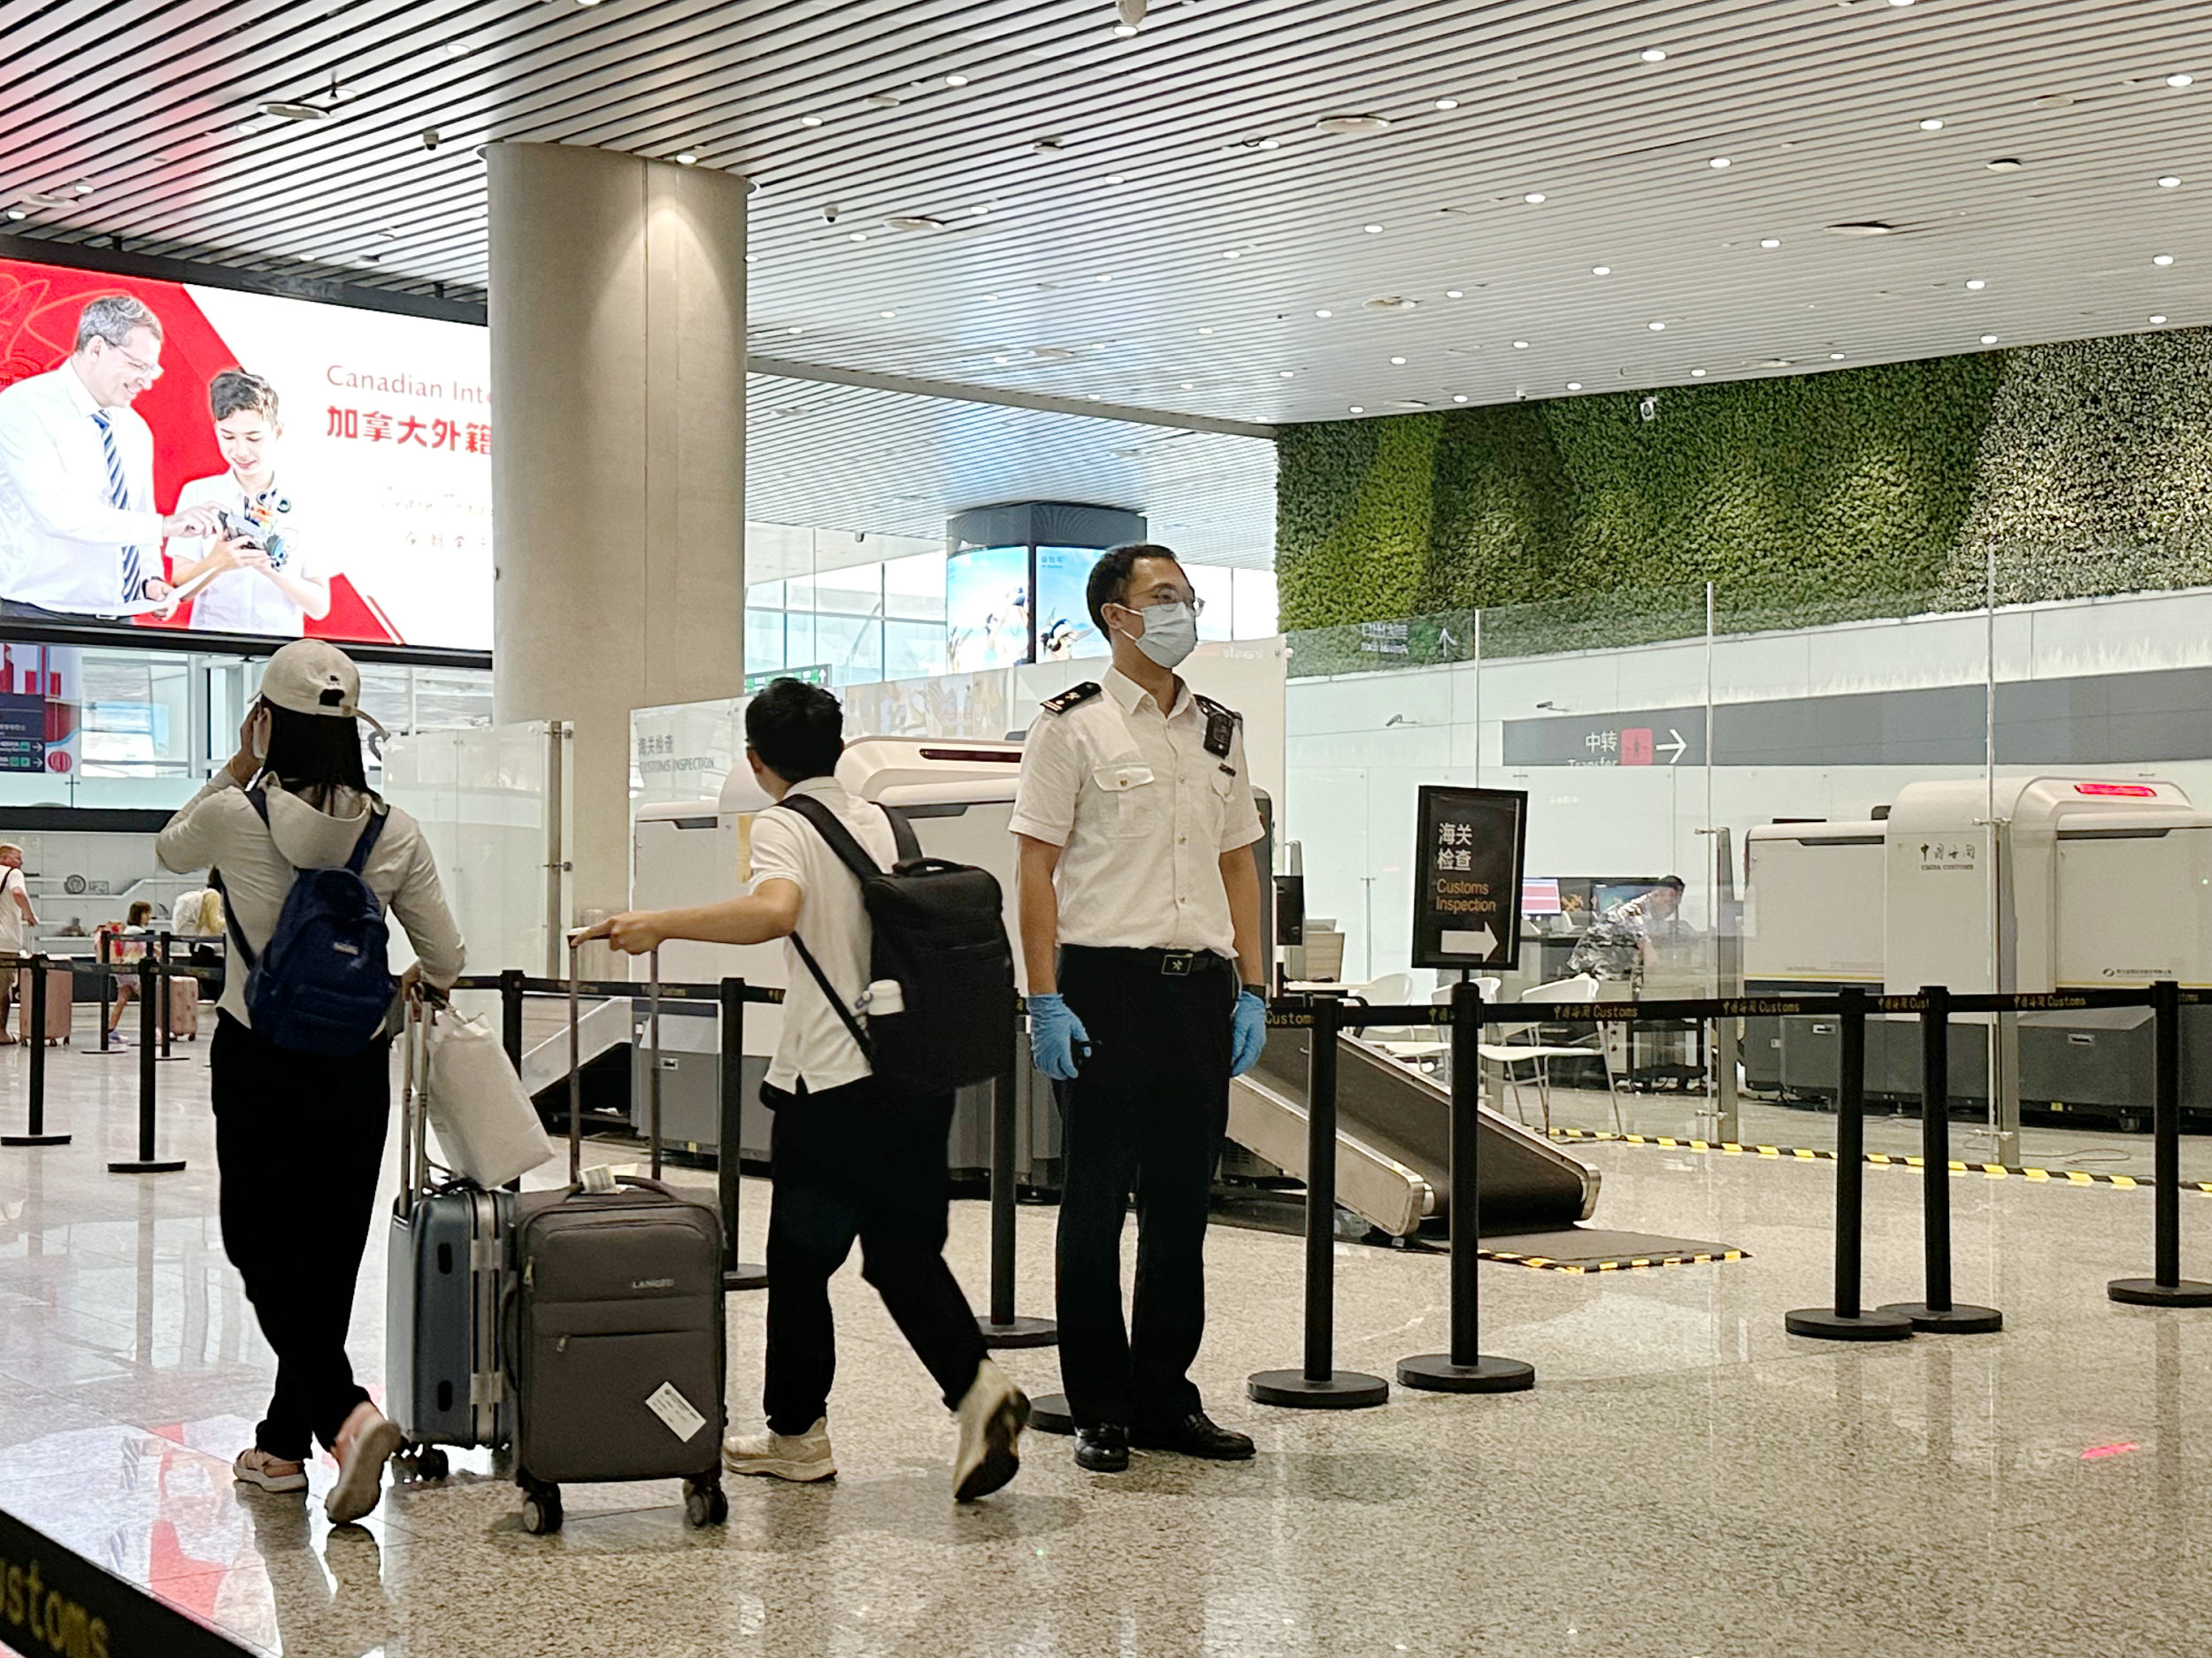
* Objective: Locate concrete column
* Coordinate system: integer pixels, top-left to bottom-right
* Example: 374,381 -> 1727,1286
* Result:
488,142 -> 747,925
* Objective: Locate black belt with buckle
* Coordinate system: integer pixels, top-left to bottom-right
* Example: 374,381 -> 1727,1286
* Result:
1063,945 -> 1228,977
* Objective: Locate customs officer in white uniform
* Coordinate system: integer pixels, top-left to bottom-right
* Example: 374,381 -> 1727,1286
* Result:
1010,544 -> 1271,1473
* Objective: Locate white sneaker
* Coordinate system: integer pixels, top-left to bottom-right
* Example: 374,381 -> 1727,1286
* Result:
234,1447 -> 308,1494
723,1418 -> 836,1482
325,1404 -> 403,1524
951,1357 -> 1029,1503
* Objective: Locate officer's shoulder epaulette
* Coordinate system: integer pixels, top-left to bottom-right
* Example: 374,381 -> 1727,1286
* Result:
1040,681 -> 1102,716
1192,692 -> 1243,723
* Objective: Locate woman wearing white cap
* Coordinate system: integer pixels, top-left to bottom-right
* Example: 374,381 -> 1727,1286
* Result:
157,638 -> 465,1525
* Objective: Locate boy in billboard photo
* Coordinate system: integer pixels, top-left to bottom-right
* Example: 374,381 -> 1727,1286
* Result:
0,294 -> 218,618
163,369 -> 329,636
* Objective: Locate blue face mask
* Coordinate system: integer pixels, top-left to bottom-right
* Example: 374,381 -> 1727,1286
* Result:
1120,600 -> 1197,669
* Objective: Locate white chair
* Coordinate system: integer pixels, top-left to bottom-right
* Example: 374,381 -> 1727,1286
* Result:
1344,971 -> 1432,1069
1476,976 -> 1607,1132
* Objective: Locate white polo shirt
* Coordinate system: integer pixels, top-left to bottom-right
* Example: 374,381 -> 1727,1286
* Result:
748,777 -> 899,1094
0,365 -> 163,612
1010,666 -> 1263,963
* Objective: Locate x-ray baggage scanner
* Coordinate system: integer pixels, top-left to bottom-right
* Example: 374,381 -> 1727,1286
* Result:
630,738 -> 1056,1180
1744,776 -> 2212,1138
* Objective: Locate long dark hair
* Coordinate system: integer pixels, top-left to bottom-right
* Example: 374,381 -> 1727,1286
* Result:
259,702 -> 369,805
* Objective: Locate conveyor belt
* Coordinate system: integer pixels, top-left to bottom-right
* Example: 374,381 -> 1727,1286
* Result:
1227,1025 -> 1601,1239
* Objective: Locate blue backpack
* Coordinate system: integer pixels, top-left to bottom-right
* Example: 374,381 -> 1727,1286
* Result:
214,788 -> 396,1055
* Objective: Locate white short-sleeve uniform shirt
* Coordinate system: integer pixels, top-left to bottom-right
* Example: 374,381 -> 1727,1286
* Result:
1010,666 -> 1263,960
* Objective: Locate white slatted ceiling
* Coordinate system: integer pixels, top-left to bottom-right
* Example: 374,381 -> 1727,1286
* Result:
742,372 -> 1276,567
4,0 -> 2209,426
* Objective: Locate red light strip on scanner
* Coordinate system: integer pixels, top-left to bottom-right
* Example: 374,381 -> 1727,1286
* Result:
2074,784 -> 2158,797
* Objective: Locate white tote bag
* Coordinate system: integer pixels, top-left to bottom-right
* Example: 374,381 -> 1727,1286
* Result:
422,1008 -> 554,1187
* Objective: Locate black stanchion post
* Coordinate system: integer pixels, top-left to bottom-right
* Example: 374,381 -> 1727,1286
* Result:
718,977 -> 768,1293
3,952 -> 68,1148
154,933 -> 187,1063
979,1056 -> 1057,1347
1879,984 -> 2000,1333
499,968 -> 526,1073
1249,995 -> 1390,1409
109,954 -> 184,1174
1787,987 -> 1913,1339
1399,979 -> 1536,1390
93,932 -> 123,1057
2109,979 -> 2212,1307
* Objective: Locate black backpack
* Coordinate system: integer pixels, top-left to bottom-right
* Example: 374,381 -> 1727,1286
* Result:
777,793 -> 1017,1097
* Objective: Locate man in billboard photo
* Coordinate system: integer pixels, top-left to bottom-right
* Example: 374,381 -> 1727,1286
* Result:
164,369 -> 330,636
0,294 -> 217,618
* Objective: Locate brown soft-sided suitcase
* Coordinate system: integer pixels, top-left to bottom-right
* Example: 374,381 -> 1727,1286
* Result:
507,942 -> 727,1537
157,971 -> 199,1038
14,963 -> 71,1045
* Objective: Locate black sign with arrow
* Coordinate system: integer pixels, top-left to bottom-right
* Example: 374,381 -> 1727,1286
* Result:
1411,785 -> 1529,971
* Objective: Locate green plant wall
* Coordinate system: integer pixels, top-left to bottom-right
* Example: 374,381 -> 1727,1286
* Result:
1277,327 -> 2212,632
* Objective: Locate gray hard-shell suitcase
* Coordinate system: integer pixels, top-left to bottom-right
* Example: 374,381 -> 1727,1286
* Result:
508,944 -> 727,1535
385,994 -> 511,1478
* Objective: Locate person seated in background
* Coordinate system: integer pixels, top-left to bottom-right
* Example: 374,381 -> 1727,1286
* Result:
1565,877 -> 1684,982
97,900 -> 156,1043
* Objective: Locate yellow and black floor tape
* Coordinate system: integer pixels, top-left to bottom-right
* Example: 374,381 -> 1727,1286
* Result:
1476,1245 -> 1749,1275
1544,1126 -> 2212,1194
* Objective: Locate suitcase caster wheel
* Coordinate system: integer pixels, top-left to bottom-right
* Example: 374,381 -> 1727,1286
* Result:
684,1478 -> 727,1529
521,1487 -> 563,1535
415,1447 -> 450,1481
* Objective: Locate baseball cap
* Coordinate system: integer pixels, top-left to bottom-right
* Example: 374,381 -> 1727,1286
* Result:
257,639 -> 388,735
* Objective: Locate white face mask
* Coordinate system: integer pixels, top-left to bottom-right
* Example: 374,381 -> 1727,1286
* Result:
1116,600 -> 1197,669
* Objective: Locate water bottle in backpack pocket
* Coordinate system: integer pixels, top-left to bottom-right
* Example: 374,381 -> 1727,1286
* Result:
211,787 -> 396,1055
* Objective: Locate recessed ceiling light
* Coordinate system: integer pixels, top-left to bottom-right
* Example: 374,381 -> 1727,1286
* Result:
802,116 -> 824,127
2169,74 -> 2195,88
1591,265 -> 1611,276
1222,250 -> 1240,259
1096,274 -> 1112,282
2032,93 -> 2076,110
848,232 -> 867,242
1986,157 -> 2025,171
1279,370 -> 1294,379
1112,22 -> 1137,35
787,326 -> 803,334
1640,48 -> 1667,63
1919,118 -> 1945,131
1388,355 -> 1406,365
1965,278 -> 1987,289
1980,334 -> 1999,345
2159,174 -> 2184,188
4,208 -> 25,221
1179,380 -> 1194,388
1691,368 -> 1707,377
1363,223 -> 1384,234
71,179 -> 93,196
1197,326 -> 1214,334
1315,308 -> 1333,318
879,310 -> 895,319
1524,192 -> 1547,203
1087,392 -> 1104,400
1829,351 -> 1847,360
675,151 -> 698,165
1317,115 -> 1392,134
1887,0 -> 1913,8
1566,380 -> 1582,390
1709,156 -> 1732,169
1434,98 -> 1459,111
1512,340 -> 1530,349
1452,394 -> 1468,403
946,73 -> 970,86
1647,321 -> 1666,332
1348,405 -> 1364,413
981,293 -> 1000,302
2154,253 -> 2175,265
447,41 -> 470,56
1445,288 -> 1463,298
995,356 -> 1010,365
2151,314 -> 2169,325
1104,174 -> 1127,185
1258,138 -> 1282,150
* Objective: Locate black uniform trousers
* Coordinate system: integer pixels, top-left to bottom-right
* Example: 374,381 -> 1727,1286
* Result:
761,1076 -> 989,1435
1055,945 -> 1236,1431
210,1012 -> 392,1462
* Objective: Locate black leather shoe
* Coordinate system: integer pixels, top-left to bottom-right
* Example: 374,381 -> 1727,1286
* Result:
1072,1424 -> 1130,1473
1131,1412 -> 1255,1461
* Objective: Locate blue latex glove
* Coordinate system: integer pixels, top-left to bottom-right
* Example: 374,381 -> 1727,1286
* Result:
1230,989 -> 1268,1078
1027,993 -> 1092,1082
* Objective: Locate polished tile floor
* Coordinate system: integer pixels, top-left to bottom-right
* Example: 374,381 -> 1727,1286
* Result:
2,1025 -> 2208,1657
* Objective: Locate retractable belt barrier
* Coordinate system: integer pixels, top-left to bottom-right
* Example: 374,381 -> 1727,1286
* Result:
450,970 -> 781,1293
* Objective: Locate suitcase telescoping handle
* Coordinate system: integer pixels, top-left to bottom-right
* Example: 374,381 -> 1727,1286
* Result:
396,986 -> 435,1219
565,931 -> 664,1186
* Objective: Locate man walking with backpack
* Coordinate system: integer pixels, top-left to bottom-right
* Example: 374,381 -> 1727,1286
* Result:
584,677 -> 1029,1502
